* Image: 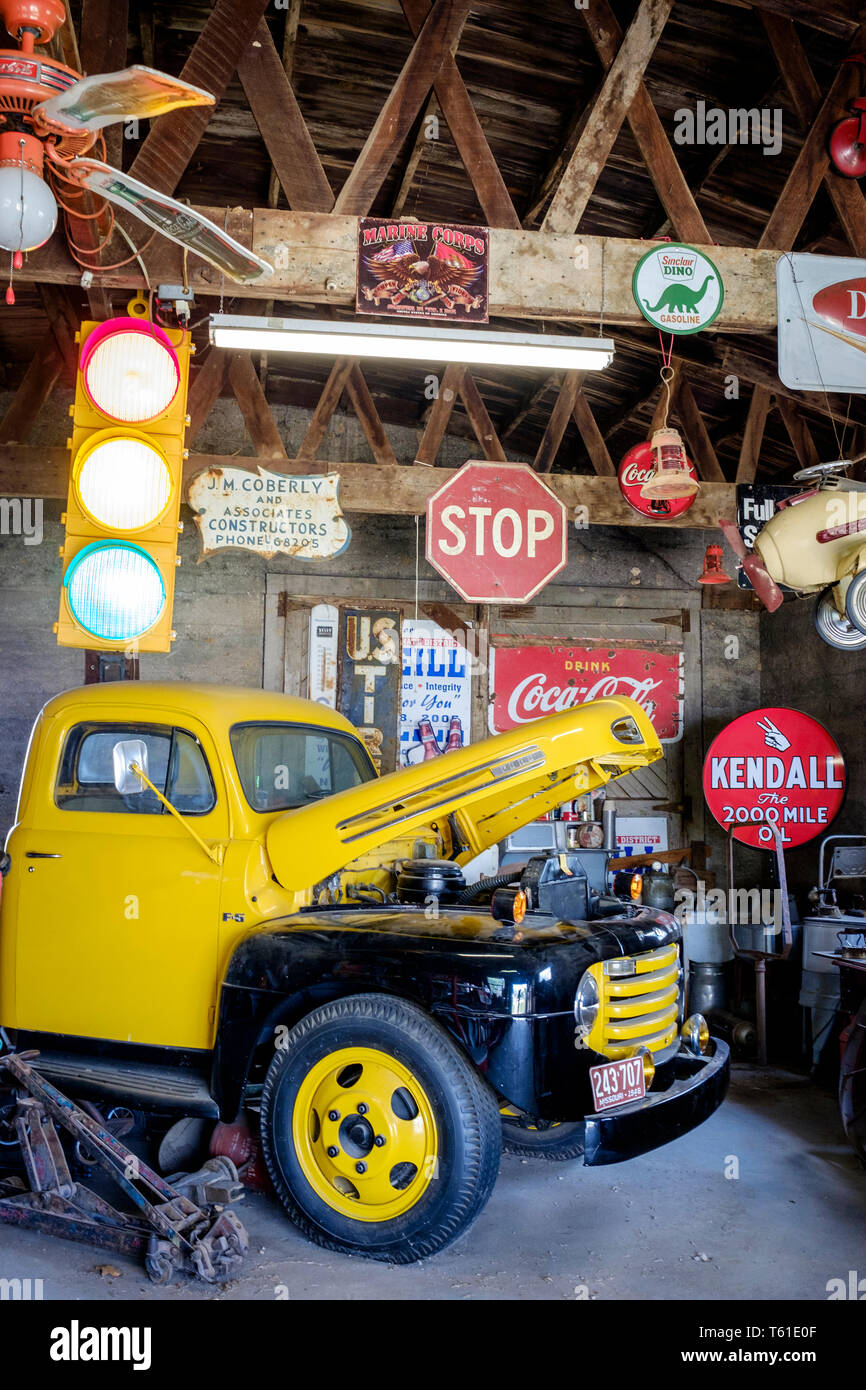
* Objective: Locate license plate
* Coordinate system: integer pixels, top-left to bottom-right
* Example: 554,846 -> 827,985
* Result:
589,1056 -> 646,1112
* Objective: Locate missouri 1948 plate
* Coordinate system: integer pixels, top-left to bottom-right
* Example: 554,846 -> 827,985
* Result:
589,1056 -> 646,1112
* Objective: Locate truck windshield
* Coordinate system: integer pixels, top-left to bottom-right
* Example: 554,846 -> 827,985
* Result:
230,722 -> 375,812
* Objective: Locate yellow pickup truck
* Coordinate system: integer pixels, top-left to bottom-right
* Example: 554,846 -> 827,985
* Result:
0,683 -> 728,1263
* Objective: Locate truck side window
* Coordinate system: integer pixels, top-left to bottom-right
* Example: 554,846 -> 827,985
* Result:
56,724 -> 216,816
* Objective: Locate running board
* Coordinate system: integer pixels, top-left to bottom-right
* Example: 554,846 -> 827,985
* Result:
28,1052 -> 219,1117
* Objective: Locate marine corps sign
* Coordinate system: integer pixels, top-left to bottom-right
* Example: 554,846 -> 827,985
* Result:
187,466 -> 350,560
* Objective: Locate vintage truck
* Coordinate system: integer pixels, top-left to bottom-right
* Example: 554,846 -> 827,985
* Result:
0,682 -> 728,1263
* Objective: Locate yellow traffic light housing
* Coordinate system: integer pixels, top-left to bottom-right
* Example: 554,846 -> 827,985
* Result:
56,309 -> 192,653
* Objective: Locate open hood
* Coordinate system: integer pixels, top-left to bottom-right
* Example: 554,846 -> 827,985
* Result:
265,696 -> 663,894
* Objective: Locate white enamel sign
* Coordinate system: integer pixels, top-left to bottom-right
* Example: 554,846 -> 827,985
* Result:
188,467 -> 350,559
777,253 -> 866,393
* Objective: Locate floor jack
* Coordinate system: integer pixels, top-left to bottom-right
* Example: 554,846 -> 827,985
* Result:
0,1051 -> 249,1285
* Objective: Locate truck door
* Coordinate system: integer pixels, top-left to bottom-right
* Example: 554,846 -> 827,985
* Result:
11,717 -> 226,1052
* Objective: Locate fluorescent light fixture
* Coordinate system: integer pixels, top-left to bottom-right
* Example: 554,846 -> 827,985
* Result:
209,315 -> 615,372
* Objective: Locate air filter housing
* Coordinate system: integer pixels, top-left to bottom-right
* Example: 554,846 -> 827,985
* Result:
396,859 -> 467,907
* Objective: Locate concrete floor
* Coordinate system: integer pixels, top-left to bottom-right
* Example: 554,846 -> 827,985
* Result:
2,1065 -> 864,1302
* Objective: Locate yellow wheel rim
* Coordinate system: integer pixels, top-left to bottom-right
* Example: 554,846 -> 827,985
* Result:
292,1046 -> 438,1222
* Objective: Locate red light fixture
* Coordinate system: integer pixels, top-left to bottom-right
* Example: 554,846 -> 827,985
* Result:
640,426 -> 700,502
698,543 -> 732,585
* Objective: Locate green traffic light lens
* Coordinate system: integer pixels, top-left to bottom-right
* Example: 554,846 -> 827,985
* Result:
64,541 -> 166,641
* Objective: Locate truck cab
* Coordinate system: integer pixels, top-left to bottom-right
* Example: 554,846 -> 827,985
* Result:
0,683 -> 729,1264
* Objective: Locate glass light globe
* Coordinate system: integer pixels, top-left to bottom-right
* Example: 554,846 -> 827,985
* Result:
0,165 -> 58,252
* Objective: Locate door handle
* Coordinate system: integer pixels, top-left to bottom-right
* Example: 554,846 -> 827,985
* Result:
25,852 -> 62,859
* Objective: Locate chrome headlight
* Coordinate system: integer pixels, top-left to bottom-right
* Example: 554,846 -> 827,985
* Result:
574,972 -> 599,1038
681,1013 -> 710,1056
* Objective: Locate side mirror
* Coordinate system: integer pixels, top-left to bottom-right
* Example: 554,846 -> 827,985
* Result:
113,739 -> 150,796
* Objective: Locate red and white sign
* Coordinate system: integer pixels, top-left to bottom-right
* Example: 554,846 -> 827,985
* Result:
778,254 -> 866,393
703,707 -> 846,849
618,441 -> 698,519
488,644 -> 684,742
426,461 -> 567,604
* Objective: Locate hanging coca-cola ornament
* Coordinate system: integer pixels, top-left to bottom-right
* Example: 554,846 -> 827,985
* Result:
618,440 -> 698,518
617,356 -> 699,518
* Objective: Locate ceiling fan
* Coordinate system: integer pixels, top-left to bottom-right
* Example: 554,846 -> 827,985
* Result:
0,0 -> 272,286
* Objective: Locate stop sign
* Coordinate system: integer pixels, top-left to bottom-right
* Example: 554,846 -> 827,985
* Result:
426,461 -> 567,603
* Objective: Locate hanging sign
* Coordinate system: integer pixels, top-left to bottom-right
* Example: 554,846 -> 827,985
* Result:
400,619 -> 472,766
488,643 -> 684,743
777,253 -> 866,392
735,483 -> 799,591
618,441 -> 698,519
427,461 -> 567,603
338,609 -> 401,774
633,243 -> 724,334
356,218 -> 488,321
188,467 -> 350,560
703,707 -> 846,849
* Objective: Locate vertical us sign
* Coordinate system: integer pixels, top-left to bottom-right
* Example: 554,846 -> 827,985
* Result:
338,610 -> 401,773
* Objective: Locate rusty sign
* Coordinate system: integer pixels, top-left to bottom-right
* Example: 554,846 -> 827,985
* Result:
187,466 -> 350,560
338,610 -> 401,773
356,218 -> 488,321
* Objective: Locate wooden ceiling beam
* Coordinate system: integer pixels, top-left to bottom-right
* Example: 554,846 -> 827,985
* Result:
676,375 -> 726,482
534,372 -> 582,473
775,396 -> 821,471
0,445 -> 736,527
333,0 -> 474,218
721,345 -> 865,426
344,367 -> 400,468
457,370 -> 507,461
266,0 -> 301,209
541,0 -> 674,236
238,17 -> 334,214
572,389 -> 616,476
187,348 -> 228,443
736,385 -> 773,484
758,20 -> 866,251
579,0 -> 710,244
227,352 -> 288,460
760,13 -> 866,258
0,343 -> 63,445
399,0 -> 521,229
128,0 -> 272,197
502,374 -> 560,442
295,359 -> 355,462
414,363 -> 463,465
714,0 -> 860,41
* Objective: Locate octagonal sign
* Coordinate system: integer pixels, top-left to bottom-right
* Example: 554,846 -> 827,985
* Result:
426,460 -> 567,603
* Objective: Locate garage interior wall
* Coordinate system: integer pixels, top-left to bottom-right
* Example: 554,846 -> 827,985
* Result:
0,497 -> 759,885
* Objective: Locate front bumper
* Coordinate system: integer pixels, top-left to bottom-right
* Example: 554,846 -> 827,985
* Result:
583,1038 -> 730,1166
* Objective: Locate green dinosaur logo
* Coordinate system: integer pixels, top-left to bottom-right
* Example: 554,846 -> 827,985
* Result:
633,244 -> 724,335
642,274 -> 716,315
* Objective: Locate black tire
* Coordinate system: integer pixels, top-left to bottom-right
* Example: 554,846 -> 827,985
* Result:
260,994 -> 501,1263
501,1115 -> 586,1162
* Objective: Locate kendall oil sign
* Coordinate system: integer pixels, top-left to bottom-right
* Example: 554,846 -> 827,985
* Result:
778,253 -> 866,392
703,707 -> 846,848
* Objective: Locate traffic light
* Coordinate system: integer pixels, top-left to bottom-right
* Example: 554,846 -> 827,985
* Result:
56,301 -> 192,653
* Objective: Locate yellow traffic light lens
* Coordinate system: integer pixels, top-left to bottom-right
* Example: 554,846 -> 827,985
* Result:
64,541 -> 166,641
81,317 -> 180,423
74,435 -> 174,532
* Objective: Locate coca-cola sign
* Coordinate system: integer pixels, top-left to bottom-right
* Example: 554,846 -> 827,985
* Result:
618,442 -> 698,519
488,644 -> 683,743
703,707 -> 846,849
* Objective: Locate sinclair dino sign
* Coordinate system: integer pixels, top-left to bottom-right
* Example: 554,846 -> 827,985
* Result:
633,243 -> 724,334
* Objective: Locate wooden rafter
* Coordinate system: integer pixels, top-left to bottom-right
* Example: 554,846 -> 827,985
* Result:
399,0 -> 521,229
578,0 -> 710,245
0,343 -> 63,445
736,385 -> 774,484
758,20 -> 866,252
227,353 -> 288,461
128,0 -> 272,196
761,13 -> 866,258
187,349 -> 228,444
414,364 -> 464,465
333,0 -> 474,217
295,360 -> 355,462
238,17 -> 333,214
676,375 -> 725,483
344,370 -> 400,468
534,373 -> 583,473
715,0 -> 860,41
540,0 -> 674,236
572,389 -> 616,477
776,397 -> 820,471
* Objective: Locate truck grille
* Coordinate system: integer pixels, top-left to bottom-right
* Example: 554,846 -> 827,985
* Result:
588,943 -> 681,1063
